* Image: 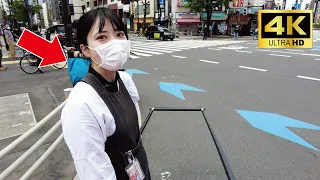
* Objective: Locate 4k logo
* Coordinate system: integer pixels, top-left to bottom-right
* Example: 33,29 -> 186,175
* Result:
258,10 -> 313,49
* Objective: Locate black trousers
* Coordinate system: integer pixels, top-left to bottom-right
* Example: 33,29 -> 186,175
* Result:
0,50 -> 3,67
36,56 -> 41,66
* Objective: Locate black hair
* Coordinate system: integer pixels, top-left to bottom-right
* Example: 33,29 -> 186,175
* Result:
77,7 -> 128,47
72,19 -> 79,29
31,24 -> 39,31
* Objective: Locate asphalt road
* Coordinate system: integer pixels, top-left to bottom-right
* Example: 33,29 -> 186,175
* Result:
128,38 -> 320,180
0,33 -> 319,179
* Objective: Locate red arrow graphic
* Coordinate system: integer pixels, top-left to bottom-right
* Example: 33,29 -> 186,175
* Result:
16,29 -> 67,68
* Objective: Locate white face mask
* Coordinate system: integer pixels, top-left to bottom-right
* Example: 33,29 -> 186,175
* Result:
6,27 -> 10,30
88,39 -> 130,71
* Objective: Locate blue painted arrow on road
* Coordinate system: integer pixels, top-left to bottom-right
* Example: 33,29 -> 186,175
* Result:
125,69 -> 149,77
159,82 -> 206,100
236,110 -> 320,151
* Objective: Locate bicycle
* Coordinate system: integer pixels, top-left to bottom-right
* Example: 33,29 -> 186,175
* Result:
19,46 -> 70,74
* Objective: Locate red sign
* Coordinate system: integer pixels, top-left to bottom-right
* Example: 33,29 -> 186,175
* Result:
239,0 -> 244,7
232,0 -> 239,7
16,29 -> 66,68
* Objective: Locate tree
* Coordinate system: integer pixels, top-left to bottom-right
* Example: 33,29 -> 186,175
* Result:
0,0 -> 8,23
188,0 -> 232,28
5,0 -> 42,25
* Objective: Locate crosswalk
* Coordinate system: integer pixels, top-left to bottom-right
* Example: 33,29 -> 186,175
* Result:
1,40 -> 244,66
129,40 -> 245,59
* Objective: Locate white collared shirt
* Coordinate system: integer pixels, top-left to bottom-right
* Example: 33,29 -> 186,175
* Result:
61,71 -> 140,180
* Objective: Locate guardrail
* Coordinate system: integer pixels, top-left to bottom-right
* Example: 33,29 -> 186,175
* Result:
0,90 -> 143,180
0,101 -> 66,180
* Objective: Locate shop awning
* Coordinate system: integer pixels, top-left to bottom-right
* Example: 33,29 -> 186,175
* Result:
176,19 -> 201,23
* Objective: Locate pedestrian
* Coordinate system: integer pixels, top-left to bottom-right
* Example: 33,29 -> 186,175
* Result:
61,7 -> 151,180
203,25 -> 208,40
13,26 -> 22,42
234,25 -> 239,40
3,24 -> 16,61
0,31 -> 7,71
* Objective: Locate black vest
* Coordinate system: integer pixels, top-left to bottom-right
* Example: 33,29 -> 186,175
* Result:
82,72 -> 151,180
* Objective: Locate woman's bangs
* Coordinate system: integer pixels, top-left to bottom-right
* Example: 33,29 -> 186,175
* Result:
96,9 -> 124,33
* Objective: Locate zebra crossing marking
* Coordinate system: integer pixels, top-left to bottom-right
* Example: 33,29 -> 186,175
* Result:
129,40 -> 245,59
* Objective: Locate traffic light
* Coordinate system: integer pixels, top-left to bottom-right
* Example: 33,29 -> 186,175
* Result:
243,8 -> 247,15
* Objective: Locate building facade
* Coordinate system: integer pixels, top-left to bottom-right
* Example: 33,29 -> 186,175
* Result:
171,0 -> 201,35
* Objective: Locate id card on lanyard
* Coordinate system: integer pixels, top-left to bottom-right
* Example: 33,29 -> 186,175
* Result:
125,150 -> 145,180
125,158 -> 145,180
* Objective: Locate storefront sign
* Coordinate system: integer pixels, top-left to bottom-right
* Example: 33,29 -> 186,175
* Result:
202,12 -> 226,20
232,0 -> 239,7
175,12 -> 200,19
228,13 -> 251,25
239,0 -> 244,7
177,0 -> 189,7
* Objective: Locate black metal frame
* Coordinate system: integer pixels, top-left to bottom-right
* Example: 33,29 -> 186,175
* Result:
140,107 -> 236,180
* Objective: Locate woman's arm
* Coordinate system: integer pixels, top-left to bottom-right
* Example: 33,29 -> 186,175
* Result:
61,100 -> 116,180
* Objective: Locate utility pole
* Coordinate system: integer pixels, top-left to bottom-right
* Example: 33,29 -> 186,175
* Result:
135,0 -> 139,31
158,0 -> 160,25
142,0 -> 149,33
62,0 -> 73,47
24,0 -> 33,28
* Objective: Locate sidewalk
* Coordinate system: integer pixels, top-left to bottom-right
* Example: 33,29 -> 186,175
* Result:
1,37 -> 24,65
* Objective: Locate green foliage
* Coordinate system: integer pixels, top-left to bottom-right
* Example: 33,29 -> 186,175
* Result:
31,4 -> 42,15
188,0 -> 233,27
7,0 -> 42,22
314,22 -> 320,29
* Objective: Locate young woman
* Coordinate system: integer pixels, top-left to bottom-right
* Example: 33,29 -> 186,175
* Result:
61,8 -> 151,180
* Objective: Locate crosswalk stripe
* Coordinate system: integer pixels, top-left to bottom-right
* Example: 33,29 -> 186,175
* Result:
131,48 -> 163,55
129,54 -> 140,59
137,44 -> 190,50
129,51 -> 152,57
132,44 -> 182,51
131,46 -> 173,53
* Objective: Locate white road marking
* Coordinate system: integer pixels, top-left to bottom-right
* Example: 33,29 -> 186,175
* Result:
199,60 -> 220,64
132,46 -> 173,53
129,55 -> 140,59
172,55 -> 186,59
315,59 -> 320,60
12,123 -> 22,127
130,48 -> 163,55
239,66 -> 267,72
285,49 -> 304,52
129,51 -> 152,57
297,75 -> 320,82
257,49 -> 320,57
235,50 -> 252,53
269,54 -> 291,57
208,48 -> 222,50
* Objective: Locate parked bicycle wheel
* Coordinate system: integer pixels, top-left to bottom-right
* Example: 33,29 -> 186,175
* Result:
20,54 -> 39,74
52,62 -> 68,69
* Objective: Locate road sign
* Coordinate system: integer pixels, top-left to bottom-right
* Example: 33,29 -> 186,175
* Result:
159,82 -> 206,100
258,10 -> 313,49
236,110 -> 320,151
294,3 -> 300,9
